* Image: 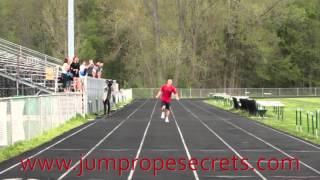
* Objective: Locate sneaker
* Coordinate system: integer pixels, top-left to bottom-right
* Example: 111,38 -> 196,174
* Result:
165,117 -> 169,123
161,112 -> 165,119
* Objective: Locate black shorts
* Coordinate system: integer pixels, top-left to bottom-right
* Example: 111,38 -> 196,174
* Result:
161,101 -> 170,110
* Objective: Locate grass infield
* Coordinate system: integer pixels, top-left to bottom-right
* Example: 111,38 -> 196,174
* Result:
205,98 -> 320,145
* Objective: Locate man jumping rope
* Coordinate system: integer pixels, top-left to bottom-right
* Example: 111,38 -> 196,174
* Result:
155,79 -> 179,123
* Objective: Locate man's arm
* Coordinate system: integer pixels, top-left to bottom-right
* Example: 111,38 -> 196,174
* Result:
175,92 -> 180,100
155,90 -> 162,99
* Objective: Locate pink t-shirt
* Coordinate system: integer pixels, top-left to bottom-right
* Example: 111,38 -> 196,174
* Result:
161,85 -> 177,103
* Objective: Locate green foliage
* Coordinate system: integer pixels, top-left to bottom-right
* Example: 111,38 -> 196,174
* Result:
0,0 -> 319,88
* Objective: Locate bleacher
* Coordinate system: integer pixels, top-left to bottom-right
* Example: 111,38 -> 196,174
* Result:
0,38 -> 62,97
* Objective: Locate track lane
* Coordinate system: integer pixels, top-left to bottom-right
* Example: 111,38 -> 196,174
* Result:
175,100 -> 266,180
132,100 -> 195,180
185,99 -> 320,179
0,100 -> 147,179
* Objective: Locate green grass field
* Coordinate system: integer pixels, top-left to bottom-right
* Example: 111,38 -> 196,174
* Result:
205,98 -> 320,145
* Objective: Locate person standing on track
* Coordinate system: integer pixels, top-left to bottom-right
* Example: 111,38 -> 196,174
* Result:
102,80 -> 113,116
155,79 -> 179,123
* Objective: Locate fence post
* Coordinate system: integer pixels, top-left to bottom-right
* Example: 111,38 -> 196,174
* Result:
50,96 -> 53,129
9,99 -> 12,145
189,88 -> 192,98
83,77 -> 88,115
312,112 -> 315,135
262,88 -> 264,97
54,66 -> 59,93
27,98 -> 31,140
307,112 -> 310,133
317,110 -> 319,130
279,88 -> 281,97
16,46 -> 22,96
95,98 -> 99,114
150,88 -> 153,99
74,94 -> 77,116
39,96 -> 43,134
300,109 -> 303,132
297,88 -> 299,96
44,55 -> 47,87
296,109 -> 298,131
315,87 -> 317,96
200,89 -> 202,98
316,110 -> 319,138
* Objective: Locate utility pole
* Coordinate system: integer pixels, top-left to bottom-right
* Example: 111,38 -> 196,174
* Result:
68,0 -> 75,58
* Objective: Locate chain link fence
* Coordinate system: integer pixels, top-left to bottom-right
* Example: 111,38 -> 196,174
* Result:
132,87 -> 320,99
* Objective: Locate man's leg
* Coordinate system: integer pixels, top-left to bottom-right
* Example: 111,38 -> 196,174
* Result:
165,103 -> 170,123
107,99 -> 111,115
103,100 -> 107,115
161,102 -> 166,119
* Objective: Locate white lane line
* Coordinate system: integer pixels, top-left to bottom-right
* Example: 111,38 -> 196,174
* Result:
49,148 -> 186,152
0,100 -> 140,175
58,100 -> 148,180
178,101 -> 266,180
204,175 -> 320,179
200,100 -> 320,150
185,149 -> 274,153
171,108 -> 200,180
253,120 -> 320,150
127,100 -> 158,180
98,148 -> 136,151
189,101 -> 320,175
146,148 -> 184,152
49,148 -> 87,151
107,100 -> 138,117
223,120 -> 320,175
270,175 -> 320,179
0,121 -> 97,175
288,150 -> 320,153
48,148 -> 280,153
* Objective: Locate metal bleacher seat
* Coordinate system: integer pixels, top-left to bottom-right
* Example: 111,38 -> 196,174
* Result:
0,38 -> 63,97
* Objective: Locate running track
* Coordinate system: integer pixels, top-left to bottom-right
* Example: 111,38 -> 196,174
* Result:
0,99 -> 320,180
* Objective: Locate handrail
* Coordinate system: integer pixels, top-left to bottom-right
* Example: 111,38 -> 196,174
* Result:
0,45 -> 60,67
0,71 -> 52,94
0,55 -> 60,68
0,92 -> 83,101
0,38 -> 62,65
0,38 -> 64,94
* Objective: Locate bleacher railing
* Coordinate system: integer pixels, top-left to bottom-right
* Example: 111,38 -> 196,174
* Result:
0,38 -> 62,65
132,87 -> 320,99
0,38 -> 62,95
